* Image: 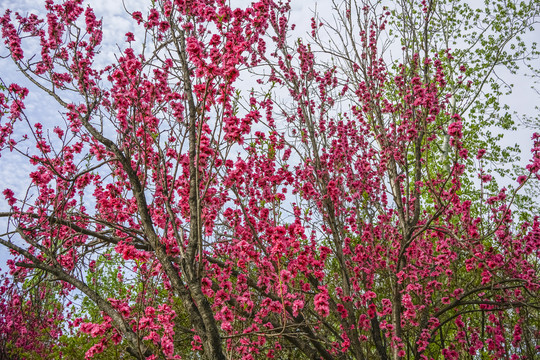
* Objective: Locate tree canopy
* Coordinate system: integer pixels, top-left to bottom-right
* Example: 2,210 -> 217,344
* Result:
0,0 -> 539,359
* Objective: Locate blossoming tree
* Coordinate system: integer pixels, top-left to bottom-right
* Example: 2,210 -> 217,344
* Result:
1,0 -> 539,359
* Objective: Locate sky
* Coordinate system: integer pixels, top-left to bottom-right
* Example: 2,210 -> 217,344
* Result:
0,0 -> 538,268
